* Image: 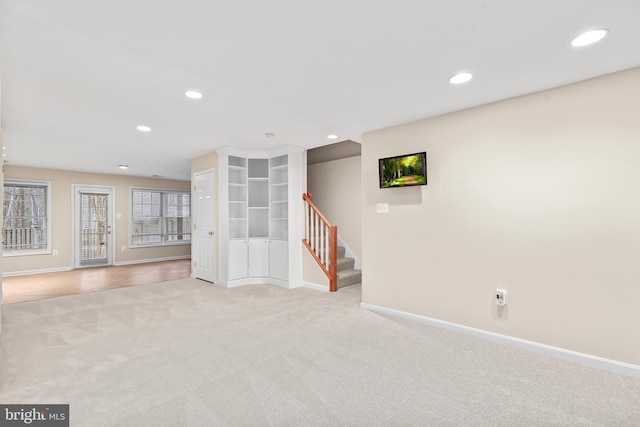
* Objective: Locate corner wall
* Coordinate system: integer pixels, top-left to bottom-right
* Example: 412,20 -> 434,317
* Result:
361,67 -> 640,365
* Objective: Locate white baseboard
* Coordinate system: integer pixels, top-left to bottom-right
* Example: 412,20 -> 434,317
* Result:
360,302 -> 640,379
114,255 -> 190,266
213,277 -> 292,289
296,281 -> 330,292
3,266 -> 72,277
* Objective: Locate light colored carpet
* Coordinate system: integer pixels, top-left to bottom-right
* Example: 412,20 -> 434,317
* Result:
1,279 -> 639,426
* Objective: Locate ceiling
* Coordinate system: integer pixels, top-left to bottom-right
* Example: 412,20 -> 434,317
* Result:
1,1 -> 639,181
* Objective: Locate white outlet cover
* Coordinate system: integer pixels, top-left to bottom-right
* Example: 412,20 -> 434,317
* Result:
376,203 -> 389,214
496,289 -> 508,305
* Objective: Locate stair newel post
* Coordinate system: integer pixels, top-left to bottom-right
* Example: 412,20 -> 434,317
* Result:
304,200 -> 309,242
329,225 -> 338,292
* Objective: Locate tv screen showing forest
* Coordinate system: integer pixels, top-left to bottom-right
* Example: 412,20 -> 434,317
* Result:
378,152 -> 427,188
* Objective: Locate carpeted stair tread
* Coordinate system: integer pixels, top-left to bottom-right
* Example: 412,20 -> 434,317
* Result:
336,245 -> 360,288
337,269 -> 362,288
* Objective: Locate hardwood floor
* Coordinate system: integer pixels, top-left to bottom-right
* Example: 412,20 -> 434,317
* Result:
2,259 -> 192,304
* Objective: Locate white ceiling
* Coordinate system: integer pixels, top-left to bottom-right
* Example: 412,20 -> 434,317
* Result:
1,1 -> 639,181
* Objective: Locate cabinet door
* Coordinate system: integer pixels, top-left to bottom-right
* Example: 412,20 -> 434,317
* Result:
269,240 -> 289,281
228,240 -> 248,280
248,239 -> 269,277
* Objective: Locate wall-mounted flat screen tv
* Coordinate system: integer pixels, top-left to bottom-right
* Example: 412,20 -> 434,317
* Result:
379,152 -> 427,188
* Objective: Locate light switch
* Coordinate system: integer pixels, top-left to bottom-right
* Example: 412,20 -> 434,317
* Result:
376,203 -> 389,214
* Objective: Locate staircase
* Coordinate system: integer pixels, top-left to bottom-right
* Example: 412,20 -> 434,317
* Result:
303,191 -> 362,292
336,246 -> 361,288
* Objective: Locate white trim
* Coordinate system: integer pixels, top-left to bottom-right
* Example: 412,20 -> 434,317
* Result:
360,302 -> 640,379
127,241 -> 190,249
72,184 -> 116,268
296,281 -> 330,292
114,255 -> 190,266
2,248 -> 51,258
219,277 -> 281,288
191,168 -> 217,283
337,235 -> 361,270
129,186 -> 191,248
3,266 -> 72,277
3,179 -> 52,256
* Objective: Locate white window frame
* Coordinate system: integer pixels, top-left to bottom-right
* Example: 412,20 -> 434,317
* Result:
2,179 -> 52,257
130,187 -> 191,248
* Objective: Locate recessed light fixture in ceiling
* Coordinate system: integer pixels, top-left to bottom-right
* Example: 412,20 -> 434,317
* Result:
119,165 -> 129,170
136,125 -> 151,132
449,72 -> 473,85
265,132 -> 276,138
327,134 -> 338,140
185,90 -> 203,99
571,29 -> 608,47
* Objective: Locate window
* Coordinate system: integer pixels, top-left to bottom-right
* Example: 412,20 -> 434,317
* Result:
3,180 -> 51,255
131,188 -> 190,247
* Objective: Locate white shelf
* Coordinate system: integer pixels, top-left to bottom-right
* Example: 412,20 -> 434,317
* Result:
269,155 -> 288,241
228,155 -> 248,240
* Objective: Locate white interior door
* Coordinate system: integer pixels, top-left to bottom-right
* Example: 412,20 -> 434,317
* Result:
73,185 -> 114,268
193,170 -> 216,282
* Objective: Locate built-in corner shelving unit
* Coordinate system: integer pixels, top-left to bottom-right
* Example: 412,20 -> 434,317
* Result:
218,146 -> 305,288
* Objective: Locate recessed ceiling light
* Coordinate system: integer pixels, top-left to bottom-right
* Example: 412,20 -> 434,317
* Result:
136,125 -> 151,132
119,165 -> 129,170
327,134 -> 338,140
185,91 -> 203,99
571,29 -> 608,47
265,132 -> 276,138
449,72 -> 473,85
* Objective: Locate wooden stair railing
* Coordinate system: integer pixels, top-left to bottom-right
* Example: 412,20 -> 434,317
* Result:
302,192 -> 338,292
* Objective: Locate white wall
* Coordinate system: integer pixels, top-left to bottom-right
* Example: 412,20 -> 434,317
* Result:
308,156 -> 362,260
304,155 -> 362,288
361,67 -> 640,366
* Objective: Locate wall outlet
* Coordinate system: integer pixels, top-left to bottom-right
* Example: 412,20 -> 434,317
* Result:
52,249 -> 59,256
121,246 -> 127,252
496,289 -> 508,306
